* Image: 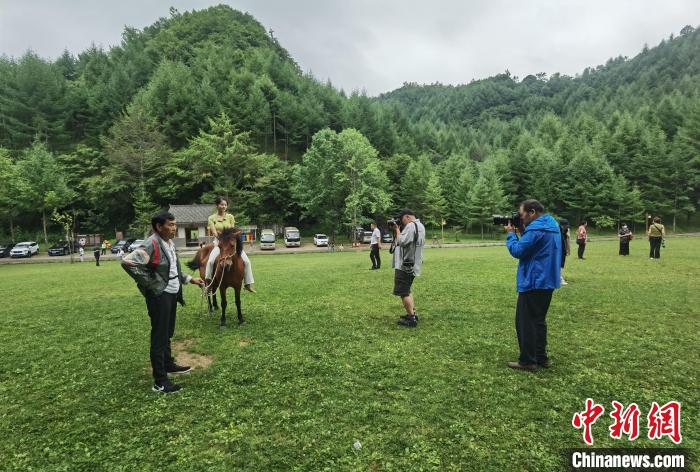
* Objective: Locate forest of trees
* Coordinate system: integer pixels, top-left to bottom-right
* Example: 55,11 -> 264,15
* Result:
1,5 -> 699,244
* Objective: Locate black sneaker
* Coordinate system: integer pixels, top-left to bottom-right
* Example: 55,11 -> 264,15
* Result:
152,380 -> 182,394
398,315 -> 417,327
400,313 -> 420,322
166,364 -> 192,374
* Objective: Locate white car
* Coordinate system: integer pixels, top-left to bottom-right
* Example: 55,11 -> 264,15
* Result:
127,239 -> 145,253
10,241 -> 39,258
313,234 -> 329,246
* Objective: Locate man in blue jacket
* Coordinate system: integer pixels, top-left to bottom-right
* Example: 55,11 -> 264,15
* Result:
504,199 -> 561,372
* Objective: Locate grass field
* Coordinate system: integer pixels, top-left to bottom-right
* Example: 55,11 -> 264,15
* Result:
1,238 -> 698,471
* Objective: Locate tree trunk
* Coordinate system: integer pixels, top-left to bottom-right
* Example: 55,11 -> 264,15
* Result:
672,197 -> 677,233
353,207 -> 358,246
67,227 -> 74,264
9,216 -> 14,242
42,210 -> 49,248
284,130 -> 289,161
272,112 -> 277,155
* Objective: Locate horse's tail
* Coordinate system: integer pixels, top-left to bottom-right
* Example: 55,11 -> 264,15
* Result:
187,251 -> 201,271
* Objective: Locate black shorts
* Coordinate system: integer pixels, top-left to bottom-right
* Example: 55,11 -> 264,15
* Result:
393,269 -> 415,297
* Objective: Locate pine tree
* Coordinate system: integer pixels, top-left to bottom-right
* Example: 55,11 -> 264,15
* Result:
423,173 -> 447,228
467,161 -> 507,238
562,147 -> 616,224
453,165 -> 476,230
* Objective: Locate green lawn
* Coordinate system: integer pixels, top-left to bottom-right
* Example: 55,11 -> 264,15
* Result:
1,239 -> 698,471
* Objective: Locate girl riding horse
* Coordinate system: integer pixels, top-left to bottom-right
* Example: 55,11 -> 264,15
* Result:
206,195 -> 256,293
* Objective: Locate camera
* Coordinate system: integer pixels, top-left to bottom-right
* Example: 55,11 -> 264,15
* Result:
387,217 -> 402,229
492,212 -> 522,228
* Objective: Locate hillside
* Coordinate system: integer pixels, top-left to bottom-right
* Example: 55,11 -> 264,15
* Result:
0,7 -> 698,238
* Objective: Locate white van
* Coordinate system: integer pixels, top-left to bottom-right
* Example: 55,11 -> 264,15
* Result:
260,229 -> 276,250
284,227 -> 301,247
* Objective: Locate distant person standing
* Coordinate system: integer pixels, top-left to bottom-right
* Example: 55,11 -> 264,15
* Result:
369,223 -> 381,270
79,246 -> 84,262
559,219 -> 570,285
93,247 -> 101,266
576,221 -> 588,260
101,241 -> 107,255
117,247 -> 125,260
618,224 -> 632,256
647,217 -> 665,260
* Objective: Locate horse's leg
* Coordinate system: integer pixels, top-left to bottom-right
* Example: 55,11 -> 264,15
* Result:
235,284 -> 244,325
212,293 -> 219,309
219,288 -> 227,328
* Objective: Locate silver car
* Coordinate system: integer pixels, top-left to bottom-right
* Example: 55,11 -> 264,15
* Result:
10,241 -> 39,258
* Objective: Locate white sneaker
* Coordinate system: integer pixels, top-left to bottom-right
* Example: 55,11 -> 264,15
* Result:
560,278 -> 568,285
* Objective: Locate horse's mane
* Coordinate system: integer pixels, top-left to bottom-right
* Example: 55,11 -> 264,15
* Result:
219,227 -> 243,256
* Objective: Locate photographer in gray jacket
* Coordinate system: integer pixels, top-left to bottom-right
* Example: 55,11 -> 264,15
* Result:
390,209 -> 426,327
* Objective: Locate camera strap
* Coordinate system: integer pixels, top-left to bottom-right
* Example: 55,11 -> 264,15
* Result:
388,222 -> 418,255
402,222 -> 419,263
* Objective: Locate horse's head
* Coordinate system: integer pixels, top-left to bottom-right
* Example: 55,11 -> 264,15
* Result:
218,227 -> 243,269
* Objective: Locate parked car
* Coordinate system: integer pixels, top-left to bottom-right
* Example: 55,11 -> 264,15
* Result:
313,234 -> 329,247
353,226 -> 374,244
10,241 -> 39,258
127,239 -> 145,253
0,243 -> 15,258
48,240 -> 73,256
111,239 -> 135,254
381,230 -> 393,243
259,229 -> 276,250
283,227 -> 301,248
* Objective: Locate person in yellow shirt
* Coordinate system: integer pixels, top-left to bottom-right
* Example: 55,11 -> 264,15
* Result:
206,196 -> 256,292
647,216 -> 665,260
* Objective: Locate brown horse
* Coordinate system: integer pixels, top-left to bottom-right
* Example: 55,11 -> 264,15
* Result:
187,227 -> 245,327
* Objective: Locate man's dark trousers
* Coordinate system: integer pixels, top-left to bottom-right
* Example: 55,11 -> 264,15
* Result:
370,244 -> 380,269
145,292 -> 177,382
515,289 -> 553,365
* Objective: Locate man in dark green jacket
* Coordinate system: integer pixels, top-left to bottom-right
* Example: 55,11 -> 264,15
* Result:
122,212 -> 204,393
